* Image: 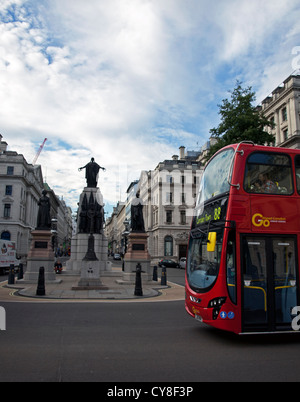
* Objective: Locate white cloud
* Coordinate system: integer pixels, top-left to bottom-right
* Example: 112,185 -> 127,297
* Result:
1,0 -> 300,214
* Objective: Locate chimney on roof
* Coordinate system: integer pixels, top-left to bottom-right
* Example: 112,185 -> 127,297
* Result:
179,146 -> 185,160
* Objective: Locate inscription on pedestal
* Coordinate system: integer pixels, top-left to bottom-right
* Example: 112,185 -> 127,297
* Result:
35,241 -> 48,249
132,244 -> 145,251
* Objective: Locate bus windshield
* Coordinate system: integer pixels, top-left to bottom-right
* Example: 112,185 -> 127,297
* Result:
197,148 -> 234,207
187,229 -> 223,292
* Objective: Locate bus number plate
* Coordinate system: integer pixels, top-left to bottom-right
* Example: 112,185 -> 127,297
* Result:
195,314 -> 203,322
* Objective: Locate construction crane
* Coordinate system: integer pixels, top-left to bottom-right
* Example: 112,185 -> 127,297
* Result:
32,138 -> 47,165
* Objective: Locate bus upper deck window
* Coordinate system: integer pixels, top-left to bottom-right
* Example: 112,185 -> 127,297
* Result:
244,152 -> 293,195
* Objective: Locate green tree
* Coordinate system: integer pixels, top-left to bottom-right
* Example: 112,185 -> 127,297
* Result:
206,81 -> 275,160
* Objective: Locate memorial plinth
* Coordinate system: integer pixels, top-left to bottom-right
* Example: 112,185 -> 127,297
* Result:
72,260 -> 108,290
123,232 -> 151,282
66,230 -> 109,273
22,230 -> 56,283
66,187 -> 110,275
67,185 -> 110,289
73,231 -> 107,290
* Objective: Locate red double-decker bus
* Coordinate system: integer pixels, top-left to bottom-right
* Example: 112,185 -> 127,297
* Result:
185,141 -> 300,334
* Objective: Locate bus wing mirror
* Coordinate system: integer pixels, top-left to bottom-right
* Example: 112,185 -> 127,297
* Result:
207,232 -> 217,252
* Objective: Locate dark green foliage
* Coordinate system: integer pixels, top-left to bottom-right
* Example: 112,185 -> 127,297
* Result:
206,81 -> 275,160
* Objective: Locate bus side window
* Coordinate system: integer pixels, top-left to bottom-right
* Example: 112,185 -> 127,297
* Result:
244,152 -> 293,195
295,155 -> 300,194
226,231 -> 237,304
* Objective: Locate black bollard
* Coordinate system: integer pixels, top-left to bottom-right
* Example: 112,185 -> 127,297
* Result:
8,264 -> 15,285
161,265 -> 167,286
153,265 -> 158,281
134,263 -> 143,297
36,267 -> 46,296
17,263 -> 24,280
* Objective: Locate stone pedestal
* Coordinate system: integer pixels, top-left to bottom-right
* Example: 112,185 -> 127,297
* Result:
72,260 -> 108,290
22,230 -> 56,283
66,187 -> 110,274
123,232 -> 151,282
66,233 -> 109,273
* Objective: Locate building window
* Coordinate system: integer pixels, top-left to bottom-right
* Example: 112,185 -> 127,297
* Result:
282,107 -> 287,122
1,231 -> 11,240
180,210 -> 186,224
7,166 -> 14,175
166,175 -> 173,184
283,129 -> 288,141
5,185 -> 12,196
4,204 -> 11,218
166,192 -> 173,203
166,210 -> 172,223
181,193 -> 186,204
270,116 -> 275,127
164,236 -> 173,256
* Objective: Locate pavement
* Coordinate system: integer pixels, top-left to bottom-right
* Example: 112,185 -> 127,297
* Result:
0,266 -> 185,303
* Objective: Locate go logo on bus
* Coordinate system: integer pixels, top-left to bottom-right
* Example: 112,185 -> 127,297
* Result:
252,213 -> 271,228
252,213 -> 287,228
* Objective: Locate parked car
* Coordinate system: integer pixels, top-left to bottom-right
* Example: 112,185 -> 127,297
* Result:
158,259 -> 179,268
113,253 -> 121,260
179,257 -> 186,269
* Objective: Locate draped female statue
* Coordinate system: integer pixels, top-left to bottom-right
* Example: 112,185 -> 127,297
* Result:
78,158 -> 106,188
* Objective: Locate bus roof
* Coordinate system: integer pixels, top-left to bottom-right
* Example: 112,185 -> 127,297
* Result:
206,141 -> 300,168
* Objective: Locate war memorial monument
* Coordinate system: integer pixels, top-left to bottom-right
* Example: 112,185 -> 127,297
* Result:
22,190 -> 57,283
123,191 -> 151,282
66,158 -> 110,289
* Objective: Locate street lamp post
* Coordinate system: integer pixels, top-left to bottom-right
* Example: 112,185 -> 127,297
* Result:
51,217 -> 58,254
122,218 -> 130,271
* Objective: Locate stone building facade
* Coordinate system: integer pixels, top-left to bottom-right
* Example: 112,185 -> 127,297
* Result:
138,147 -> 203,264
105,201 -> 125,255
260,73 -> 300,149
0,134 -> 73,258
0,134 -> 44,257
105,147 -> 203,264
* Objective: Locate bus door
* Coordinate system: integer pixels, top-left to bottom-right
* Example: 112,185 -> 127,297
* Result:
241,236 -> 298,333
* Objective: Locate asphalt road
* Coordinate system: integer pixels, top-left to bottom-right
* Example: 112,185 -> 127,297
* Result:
111,259 -> 186,287
1,264 -> 300,384
1,299 -> 300,383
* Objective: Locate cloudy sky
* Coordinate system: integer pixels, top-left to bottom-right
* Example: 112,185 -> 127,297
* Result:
1,0 -> 300,215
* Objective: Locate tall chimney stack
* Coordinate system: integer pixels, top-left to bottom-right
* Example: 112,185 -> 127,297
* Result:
179,146 -> 185,160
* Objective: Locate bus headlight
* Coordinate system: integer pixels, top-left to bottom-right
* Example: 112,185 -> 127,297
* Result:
208,297 -> 226,320
190,295 -> 202,304
208,297 -> 226,308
